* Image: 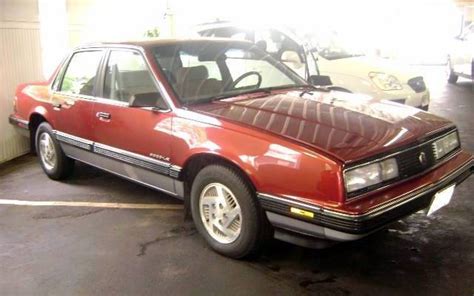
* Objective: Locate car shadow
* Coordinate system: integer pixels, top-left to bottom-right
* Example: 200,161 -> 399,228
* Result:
242,213 -> 463,294
62,160 -> 181,205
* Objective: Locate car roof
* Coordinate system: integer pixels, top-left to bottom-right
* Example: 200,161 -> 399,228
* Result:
73,37 -> 253,51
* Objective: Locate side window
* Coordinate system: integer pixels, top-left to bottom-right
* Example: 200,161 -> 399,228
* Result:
60,51 -> 103,96
255,30 -> 284,55
460,24 -> 473,41
199,29 -> 216,37
103,50 -> 162,105
229,32 -> 247,40
52,57 -> 69,91
213,28 -> 254,42
255,30 -> 300,56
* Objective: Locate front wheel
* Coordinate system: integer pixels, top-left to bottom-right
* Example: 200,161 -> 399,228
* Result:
190,165 -> 267,258
36,122 -> 74,180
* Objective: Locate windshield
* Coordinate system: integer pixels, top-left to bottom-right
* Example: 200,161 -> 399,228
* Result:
152,41 -> 307,105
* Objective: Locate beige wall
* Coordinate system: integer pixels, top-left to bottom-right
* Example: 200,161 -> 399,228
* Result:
0,0 -> 163,164
0,0 -> 44,163
65,0 -> 166,45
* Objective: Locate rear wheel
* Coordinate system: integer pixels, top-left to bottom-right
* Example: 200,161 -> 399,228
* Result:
190,164 -> 267,258
447,59 -> 458,84
36,122 -> 74,180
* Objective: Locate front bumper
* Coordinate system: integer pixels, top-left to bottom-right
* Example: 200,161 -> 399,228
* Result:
259,158 -> 473,243
382,88 -> 430,110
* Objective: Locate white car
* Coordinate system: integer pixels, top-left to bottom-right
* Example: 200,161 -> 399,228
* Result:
447,23 -> 474,83
196,22 -> 430,110
316,51 -> 430,109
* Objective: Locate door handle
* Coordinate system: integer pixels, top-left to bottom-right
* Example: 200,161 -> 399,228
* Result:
52,103 -> 62,109
96,112 -> 111,120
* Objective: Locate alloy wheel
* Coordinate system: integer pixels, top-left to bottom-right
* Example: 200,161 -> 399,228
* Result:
199,182 -> 242,244
39,132 -> 57,171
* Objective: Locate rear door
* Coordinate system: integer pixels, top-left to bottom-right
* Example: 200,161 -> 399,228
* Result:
91,48 -> 178,195
51,50 -> 104,143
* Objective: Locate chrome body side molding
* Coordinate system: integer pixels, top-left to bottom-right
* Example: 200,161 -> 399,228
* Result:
54,130 -> 184,198
55,131 -> 93,151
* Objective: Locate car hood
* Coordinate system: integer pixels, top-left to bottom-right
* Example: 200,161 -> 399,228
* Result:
318,56 -> 421,82
190,90 -> 453,163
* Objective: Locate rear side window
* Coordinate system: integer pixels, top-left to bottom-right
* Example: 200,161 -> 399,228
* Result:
60,51 -> 103,96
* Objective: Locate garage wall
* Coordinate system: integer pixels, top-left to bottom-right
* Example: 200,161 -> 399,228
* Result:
0,0 -> 44,164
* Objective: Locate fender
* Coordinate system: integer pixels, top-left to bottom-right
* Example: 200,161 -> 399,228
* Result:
22,84 -> 58,129
171,111 -> 343,205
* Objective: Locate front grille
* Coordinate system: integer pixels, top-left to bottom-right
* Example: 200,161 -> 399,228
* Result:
396,144 -> 436,178
407,77 -> 426,93
346,128 -> 459,198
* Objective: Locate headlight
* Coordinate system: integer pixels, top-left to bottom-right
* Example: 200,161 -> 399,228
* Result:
432,132 -> 459,160
369,72 -> 403,91
344,158 -> 399,193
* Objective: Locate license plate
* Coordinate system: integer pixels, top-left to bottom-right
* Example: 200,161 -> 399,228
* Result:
427,185 -> 455,216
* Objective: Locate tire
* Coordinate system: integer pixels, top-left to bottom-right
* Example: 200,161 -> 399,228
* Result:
190,164 -> 267,259
447,59 -> 458,84
36,122 -> 74,180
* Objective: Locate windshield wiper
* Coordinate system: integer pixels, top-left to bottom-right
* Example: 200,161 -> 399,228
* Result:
211,85 -> 299,101
186,85 -> 308,106
299,84 -> 319,97
299,84 -> 332,97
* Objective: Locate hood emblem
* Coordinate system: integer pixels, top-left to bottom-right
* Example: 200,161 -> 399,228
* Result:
418,152 -> 427,166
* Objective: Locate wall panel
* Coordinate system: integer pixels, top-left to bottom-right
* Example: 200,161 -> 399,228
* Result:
0,22 -> 43,163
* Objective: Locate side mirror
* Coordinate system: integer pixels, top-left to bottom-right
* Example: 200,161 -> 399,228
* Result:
309,75 -> 333,86
129,92 -> 168,110
281,50 -> 304,69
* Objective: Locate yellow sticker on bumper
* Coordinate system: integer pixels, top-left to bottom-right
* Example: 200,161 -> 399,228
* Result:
290,207 -> 314,218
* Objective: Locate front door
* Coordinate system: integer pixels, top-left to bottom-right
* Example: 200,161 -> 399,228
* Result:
91,49 -> 177,195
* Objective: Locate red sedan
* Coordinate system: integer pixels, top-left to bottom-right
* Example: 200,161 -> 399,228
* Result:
9,39 -> 473,258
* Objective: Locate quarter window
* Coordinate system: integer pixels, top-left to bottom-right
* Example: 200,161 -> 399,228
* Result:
103,50 -> 161,103
60,51 -> 103,96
